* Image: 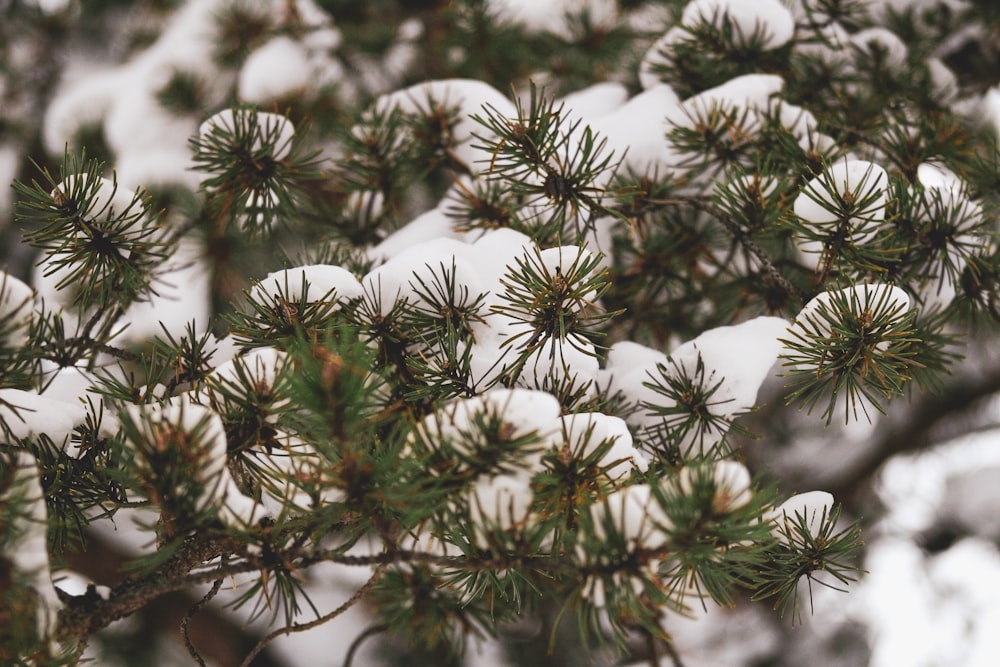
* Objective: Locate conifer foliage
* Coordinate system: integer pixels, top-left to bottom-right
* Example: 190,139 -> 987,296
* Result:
1,0 -> 998,665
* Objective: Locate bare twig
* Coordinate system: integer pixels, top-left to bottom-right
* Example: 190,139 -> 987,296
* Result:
37,335 -> 142,363
308,547 -> 562,573
646,628 -> 660,667
181,577 -> 224,667
238,565 -> 385,667
650,195 -> 801,304
343,623 -> 389,667
664,639 -> 687,667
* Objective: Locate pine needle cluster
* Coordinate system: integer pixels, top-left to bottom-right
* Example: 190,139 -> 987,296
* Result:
0,1 -> 998,666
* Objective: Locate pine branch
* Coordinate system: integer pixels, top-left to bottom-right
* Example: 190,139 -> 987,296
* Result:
631,193 -> 801,303
238,565 -> 385,667
55,535 -> 245,643
823,361 -> 1000,503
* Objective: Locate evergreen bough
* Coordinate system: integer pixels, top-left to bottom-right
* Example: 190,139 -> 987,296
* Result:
1,0 -> 998,665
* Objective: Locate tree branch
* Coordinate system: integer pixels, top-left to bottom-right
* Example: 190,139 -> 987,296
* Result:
182,576 -> 225,666
822,361 -> 1000,503
238,565 -> 385,667
55,534 -> 243,643
651,195 -> 802,304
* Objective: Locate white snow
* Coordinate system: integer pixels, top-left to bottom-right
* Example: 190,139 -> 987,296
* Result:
850,27 -> 909,72
792,20 -> 852,65
0,143 -> 19,223
0,387 -> 88,447
345,188 -> 385,226
202,346 -> 290,420
514,332 -> 600,400
119,238 -> 212,343
681,0 -> 795,50
985,86 -> 1000,140
468,472 -> 535,544
772,100 -> 836,152
608,317 -> 788,454
906,163 -> 984,309
678,460 -> 753,512
37,362 -> 94,402
795,159 -> 888,226
415,388 -> 562,471
555,82 -> 628,122
648,603 -> 779,667
916,164 -> 983,238
788,284 -> 911,358
102,73 -> 201,175
926,57 -> 959,105
369,206 -> 462,261
198,108 -> 296,162
0,452 -> 63,639
605,340 -> 671,372
834,425 -> 1000,667
535,245 -> 600,309
40,0 -> 235,197
560,412 -> 648,481
589,483 -> 665,551
238,36 -> 313,104
793,159 -> 889,269
252,264 -> 364,305
768,490 -> 835,546
370,79 -> 516,172
116,147 -> 201,192
43,66 -> 126,156
362,237 -> 485,316
0,271 -> 34,346
660,74 -> 785,181
124,395 -> 228,481
123,394 -> 264,523
667,316 -> 790,415
486,0 -> 618,39
467,227 -> 535,290
638,27 -> 686,90
52,173 -> 140,226
676,73 -> 785,118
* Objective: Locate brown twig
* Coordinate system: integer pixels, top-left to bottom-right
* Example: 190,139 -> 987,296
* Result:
37,335 -> 142,363
664,639 -> 687,667
343,623 -> 389,667
55,534 -> 246,642
182,577 -> 225,666
238,565 -> 385,667
60,531 -> 282,667
646,628 -> 660,667
649,195 -> 802,305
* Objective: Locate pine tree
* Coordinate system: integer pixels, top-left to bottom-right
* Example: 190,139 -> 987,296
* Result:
1,0 -> 999,666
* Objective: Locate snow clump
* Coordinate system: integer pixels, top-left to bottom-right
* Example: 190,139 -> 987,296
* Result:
0,272 -> 35,347
602,317 -> 789,456
197,108 -> 296,164
560,412 -> 649,482
0,452 -> 64,643
678,460 -> 753,513
123,394 -> 262,527
769,490 -> 836,547
793,159 -> 889,271
252,264 -> 364,306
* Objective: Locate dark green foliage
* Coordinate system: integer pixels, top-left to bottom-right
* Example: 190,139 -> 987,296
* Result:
1,1 -> 998,666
